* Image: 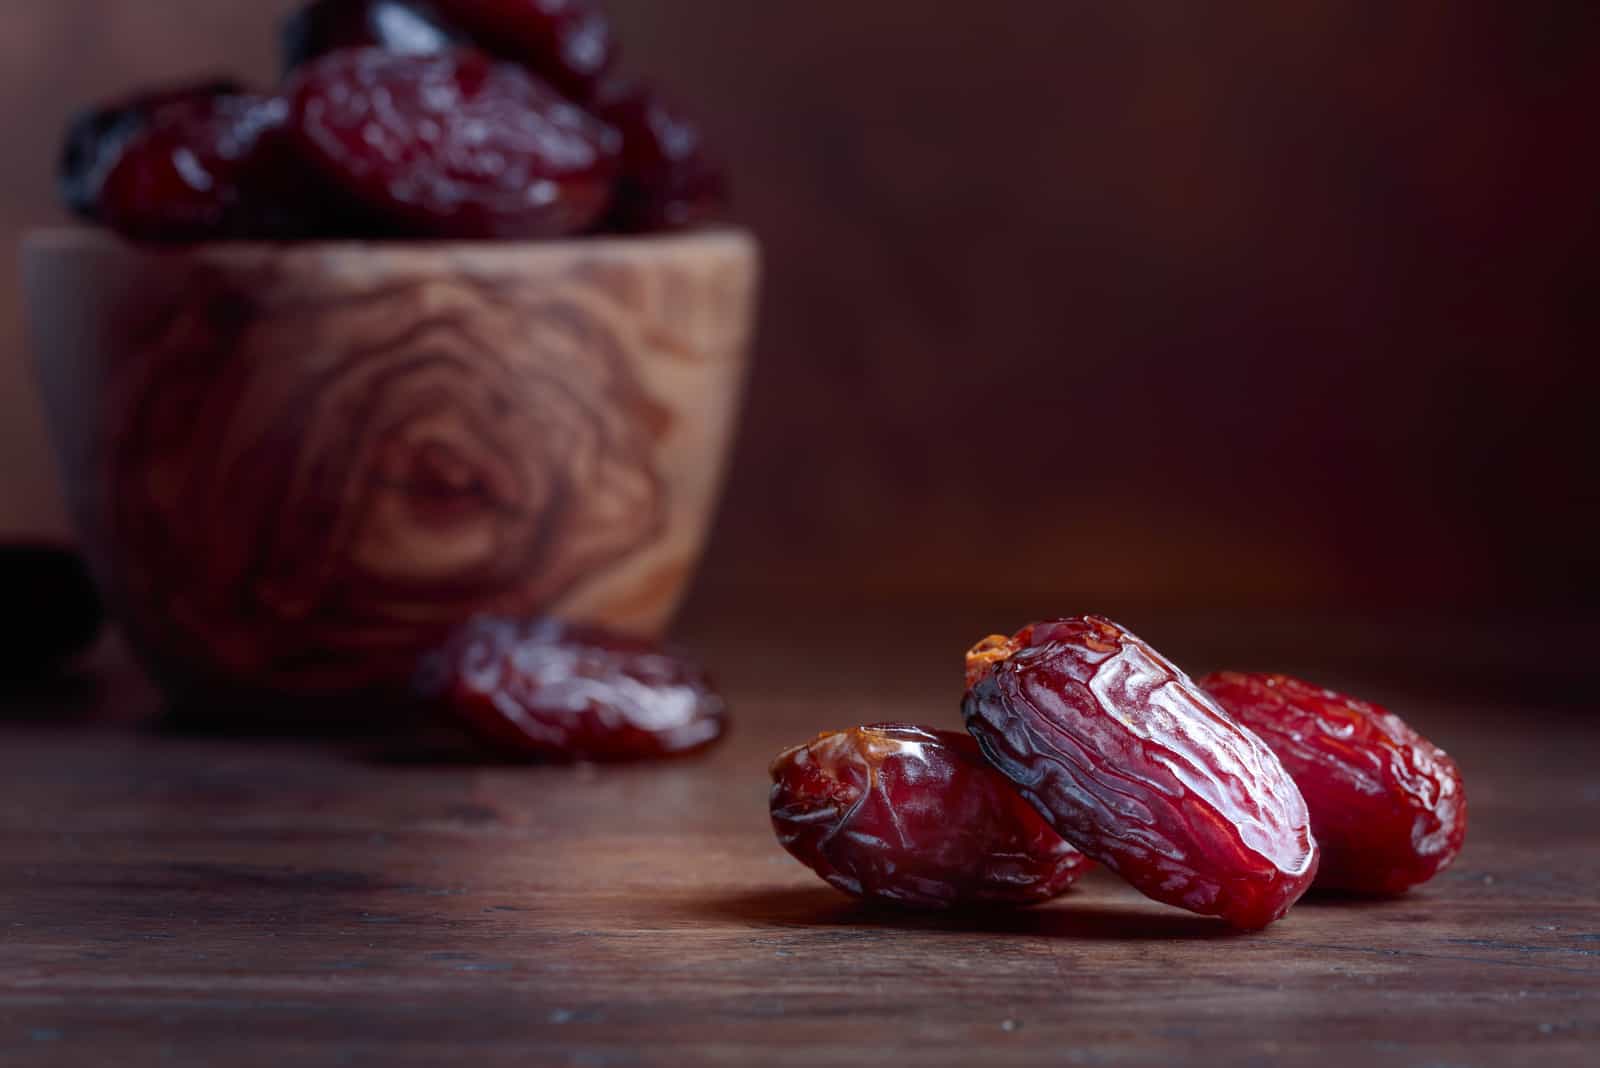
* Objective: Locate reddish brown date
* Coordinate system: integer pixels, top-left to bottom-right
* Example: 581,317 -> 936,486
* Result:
58,78 -> 244,223
770,724 -> 1090,909
282,0 -> 466,72
414,616 -> 726,762
284,0 -> 614,102
963,617 -> 1318,929
431,0 -> 616,100
594,80 -> 729,232
98,92 -> 334,242
1199,672 -> 1467,895
287,48 -> 619,238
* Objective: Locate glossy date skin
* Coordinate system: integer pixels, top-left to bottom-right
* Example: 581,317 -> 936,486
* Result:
58,79 -> 245,224
1199,672 -> 1466,894
282,0 -> 467,71
97,93 -> 336,242
415,616 -> 726,762
594,80 -> 729,232
284,0 -> 614,102
963,617 -> 1318,929
770,724 -> 1090,909
287,48 -> 620,239
431,0 -> 616,100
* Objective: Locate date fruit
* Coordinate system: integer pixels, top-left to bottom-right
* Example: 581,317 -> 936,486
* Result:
282,0 -> 466,71
431,0 -> 615,100
58,78 -> 243,222
0,544 -> 103,679
770,723 -> 1090,909
594,81 -> 729,232
287,48 -> 620,238
97,92 -> 334,241
414,615 -> 726,762
1199,672 -> 1467,894
963,617 -> 1319,929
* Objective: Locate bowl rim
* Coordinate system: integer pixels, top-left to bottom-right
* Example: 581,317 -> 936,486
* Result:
21,223 -> 758,260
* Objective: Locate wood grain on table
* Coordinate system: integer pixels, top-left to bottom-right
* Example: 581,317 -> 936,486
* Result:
2,607 -> 1597,1066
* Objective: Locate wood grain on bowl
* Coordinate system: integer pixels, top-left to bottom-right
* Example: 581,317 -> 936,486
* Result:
23,229 -> 759,697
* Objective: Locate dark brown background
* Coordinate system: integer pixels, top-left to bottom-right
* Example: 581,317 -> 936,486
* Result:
2,0 -> 1596,618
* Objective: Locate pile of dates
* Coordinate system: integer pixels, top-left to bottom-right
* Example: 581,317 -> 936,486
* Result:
771,616 -> 1467,929
60,0 -> 728,241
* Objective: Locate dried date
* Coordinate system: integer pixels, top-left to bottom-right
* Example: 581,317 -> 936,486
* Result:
287,48 -> 620,238
58,78 -> 244,222
97,92 -> 336,241
594,80 -> 729,232
963,616 -> 1319,929
770,723 -> 1090,909
1199,672 -> 1466,894
414,616 -> 726,762
282,0 -> 466,72
431,0 -> 616,100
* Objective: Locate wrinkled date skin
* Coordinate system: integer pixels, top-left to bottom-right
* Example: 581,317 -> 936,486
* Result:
1199,672 -> 1467,895
963,617 -> 1319,929
595,80 -> 730,232
770,724 -> 1090,909
98,93 -> 335,241
58,79 -> 243,222
282,0 -> 467,71
288,48 -> 620,238
414,616 -> 726,762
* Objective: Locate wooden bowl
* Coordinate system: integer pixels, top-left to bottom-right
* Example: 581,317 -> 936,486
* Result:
23,228 -> 759,698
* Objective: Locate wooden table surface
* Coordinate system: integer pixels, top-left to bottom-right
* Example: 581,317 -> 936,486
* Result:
2,604 -> 1598,1066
